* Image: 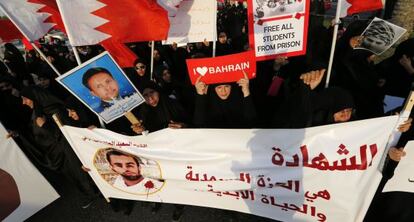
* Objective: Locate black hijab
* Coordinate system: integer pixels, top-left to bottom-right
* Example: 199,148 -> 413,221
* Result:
20,86 -> 65,117
139,81 -> 188,132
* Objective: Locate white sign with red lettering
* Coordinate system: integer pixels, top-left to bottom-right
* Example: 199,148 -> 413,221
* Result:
247,0 -> 310,61
61,116 -> 398,222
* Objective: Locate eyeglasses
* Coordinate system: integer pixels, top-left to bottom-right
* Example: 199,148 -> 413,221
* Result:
135,65 -> 146,70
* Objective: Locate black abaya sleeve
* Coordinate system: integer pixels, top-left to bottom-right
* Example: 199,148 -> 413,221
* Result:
193,94 -> 209,128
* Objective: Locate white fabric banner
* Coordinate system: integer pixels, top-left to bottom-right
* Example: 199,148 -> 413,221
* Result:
61,116 -> 398,222
383,140 -> 414,193
164,0 -> 217,45
0,124 -> 59,222
0,0 -> 55,41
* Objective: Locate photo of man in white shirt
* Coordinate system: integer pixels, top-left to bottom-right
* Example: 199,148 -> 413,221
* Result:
106,149 -> 164,194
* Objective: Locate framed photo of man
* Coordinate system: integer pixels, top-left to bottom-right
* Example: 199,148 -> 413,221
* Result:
56,52 -> 145,123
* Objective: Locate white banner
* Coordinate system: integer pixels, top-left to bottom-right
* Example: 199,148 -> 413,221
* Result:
61,116 -> 398,222
383,141 -> 414,193
0,124 -> 59,222
164,0 -> 217,45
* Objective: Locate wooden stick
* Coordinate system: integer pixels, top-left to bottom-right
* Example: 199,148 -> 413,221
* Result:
124,111 -> 148,135
124,111 -> 140,125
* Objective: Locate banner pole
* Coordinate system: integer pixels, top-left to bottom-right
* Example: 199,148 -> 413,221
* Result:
212,39 -> 217,58
212,1 -> 217,58
150,41 -> 155,81
31,42 -> 61,76
324,1 -> 343,88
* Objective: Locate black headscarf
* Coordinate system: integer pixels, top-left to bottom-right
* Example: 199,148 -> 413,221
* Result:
20,86 -> 65,117
194,82 -> 257,128
138,81 -> 189,132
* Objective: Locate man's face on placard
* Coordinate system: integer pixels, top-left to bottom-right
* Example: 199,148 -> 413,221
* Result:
87,72 -> 120,101
109,154 -> 141,183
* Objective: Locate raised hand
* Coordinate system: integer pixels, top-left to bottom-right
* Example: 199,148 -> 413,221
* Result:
299,69 -> 326,90
195,76 -> 209,95
237,70 -> 250,97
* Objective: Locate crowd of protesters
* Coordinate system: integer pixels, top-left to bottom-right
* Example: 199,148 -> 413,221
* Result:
1,0 -> 414,221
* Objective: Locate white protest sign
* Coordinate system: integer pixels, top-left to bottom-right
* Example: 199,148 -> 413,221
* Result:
383,141 -> 414,193
0,124 -> 59,222
164,0 -> 217,45
61,116 -> 398,222
247,0 -> 310,61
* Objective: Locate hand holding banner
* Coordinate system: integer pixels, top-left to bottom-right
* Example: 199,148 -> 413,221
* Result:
186,50 -> 256,85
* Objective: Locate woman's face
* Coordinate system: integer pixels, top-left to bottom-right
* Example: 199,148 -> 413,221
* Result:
21,96 -> 34,109
218,32 -> 227,44
215,84 -> 231,100
143,88 -> 160,107
333,108 -> 353,123
162,69 -> 172,83
135,63 -> 146,76
68,109 -> 80,121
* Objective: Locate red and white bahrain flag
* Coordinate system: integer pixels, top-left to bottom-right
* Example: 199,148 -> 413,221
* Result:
0,0 -> 65,41
56,0 -> 182,67
339,0 -> 383,17
0,20 -> 23,43
56,0 -> 182,46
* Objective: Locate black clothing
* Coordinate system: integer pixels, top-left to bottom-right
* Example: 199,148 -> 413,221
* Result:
138,82 -> 189,132
193,84 -> 257,128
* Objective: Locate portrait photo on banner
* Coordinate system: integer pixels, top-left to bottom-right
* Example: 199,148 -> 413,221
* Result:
357,17 -> 407,55
56,52 -> 145,123
93,148 -> 165,195
254,0 -> 305,19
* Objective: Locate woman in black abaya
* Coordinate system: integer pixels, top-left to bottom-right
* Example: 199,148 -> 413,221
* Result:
131,81 -> 189,134
19,86 -> 97,207
193,72 -> 257,128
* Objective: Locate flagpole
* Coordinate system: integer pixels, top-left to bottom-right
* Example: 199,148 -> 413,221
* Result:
150,41 -> 155,81
324,1 -> 343,88
212,2 -> 218,58
71,45 -> 82,65
31,42 -> 61,76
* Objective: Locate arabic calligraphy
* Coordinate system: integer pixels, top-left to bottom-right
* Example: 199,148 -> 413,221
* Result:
82,137 -> 147,148
257,175 -> 300,192
185,166 -> 251,184
271,144 -> 378,171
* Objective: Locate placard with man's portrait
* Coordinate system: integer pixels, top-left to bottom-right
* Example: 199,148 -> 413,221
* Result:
56,52 -> 145,123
